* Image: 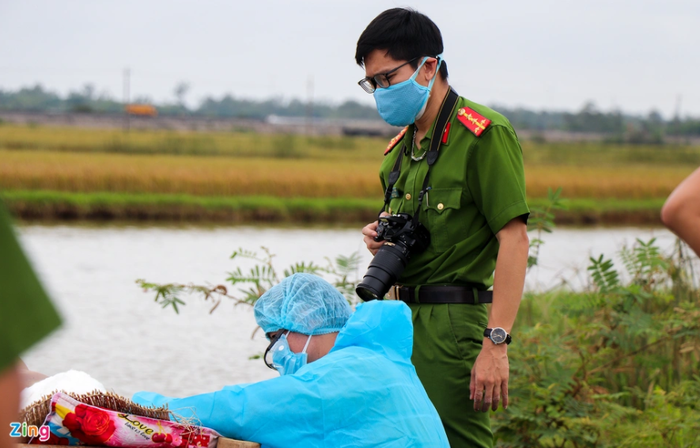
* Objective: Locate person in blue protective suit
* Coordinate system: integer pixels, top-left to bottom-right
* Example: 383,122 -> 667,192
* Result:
133,273 -> 449,448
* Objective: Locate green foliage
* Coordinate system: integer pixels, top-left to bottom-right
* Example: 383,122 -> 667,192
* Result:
271,134 -> 302,159
587,254 -> 620,293
322,252 -> 363,301
137,246 -> 362,314
494,238 -> 700,447
619,238 -> 670,289
135,280 -> 222,314
528,187 -> 568,269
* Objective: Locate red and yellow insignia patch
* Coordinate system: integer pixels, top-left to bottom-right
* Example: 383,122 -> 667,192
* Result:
384,126 -> 408,155
456,107 -> 491,137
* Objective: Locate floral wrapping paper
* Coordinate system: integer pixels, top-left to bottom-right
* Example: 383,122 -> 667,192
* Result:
31,393 -> 220,448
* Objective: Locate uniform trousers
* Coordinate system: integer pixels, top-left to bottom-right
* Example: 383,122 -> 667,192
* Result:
409,302 -> 493,448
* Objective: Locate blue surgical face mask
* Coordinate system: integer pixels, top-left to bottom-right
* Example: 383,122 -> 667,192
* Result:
373,55 -> 443,127
271,332 -> 312,376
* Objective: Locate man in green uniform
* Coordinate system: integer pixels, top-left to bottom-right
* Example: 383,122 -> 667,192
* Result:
355,8 -> 530,448
0,202 -> 61,448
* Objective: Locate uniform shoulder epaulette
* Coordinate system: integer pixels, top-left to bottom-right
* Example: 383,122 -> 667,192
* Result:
456,107 -> 492,137
384,126 -> 408,155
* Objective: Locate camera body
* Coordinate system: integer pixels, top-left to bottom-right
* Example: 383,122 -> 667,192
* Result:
356,213 -> 430,301
373,213 -> 430,249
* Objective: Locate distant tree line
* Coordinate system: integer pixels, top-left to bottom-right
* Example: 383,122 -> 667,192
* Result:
0,84 -> 381,121
492,101 -> 696,143
2,84 -> 700,141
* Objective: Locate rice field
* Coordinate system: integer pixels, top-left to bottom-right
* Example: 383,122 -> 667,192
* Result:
0,124 -> 698,223
0,125 -> 373,159
0,147 -> 694,200
0,149 -> 381,198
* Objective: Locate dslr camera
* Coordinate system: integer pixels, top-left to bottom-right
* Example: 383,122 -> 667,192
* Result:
356,213 -> 430,301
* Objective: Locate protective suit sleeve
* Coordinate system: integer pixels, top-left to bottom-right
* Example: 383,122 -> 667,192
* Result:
132,375 -> 323,446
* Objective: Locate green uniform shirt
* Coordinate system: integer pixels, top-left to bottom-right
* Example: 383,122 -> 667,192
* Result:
379,95 -> 529,288
0,202 -> 61,371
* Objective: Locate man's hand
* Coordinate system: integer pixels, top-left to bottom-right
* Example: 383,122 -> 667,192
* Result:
362,213 -> 390,255
470,342 -> 509,412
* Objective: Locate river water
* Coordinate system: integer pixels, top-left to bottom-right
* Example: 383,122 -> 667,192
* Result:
16,224 -> 687,399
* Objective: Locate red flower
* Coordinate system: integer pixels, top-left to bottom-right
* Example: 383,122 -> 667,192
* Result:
63,404 -> 116,445
151,433 -> 173,444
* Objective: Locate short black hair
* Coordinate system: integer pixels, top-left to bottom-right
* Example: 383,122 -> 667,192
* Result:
355,8 -> 448,80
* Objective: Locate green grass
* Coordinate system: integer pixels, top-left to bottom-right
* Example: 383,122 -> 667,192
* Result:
1,190 -> 666,225
0,190 -> 381,223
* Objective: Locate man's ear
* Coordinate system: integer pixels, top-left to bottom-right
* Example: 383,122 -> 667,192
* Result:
421,57 -> 439,82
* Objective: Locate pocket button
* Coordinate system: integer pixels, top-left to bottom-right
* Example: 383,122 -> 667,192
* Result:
406,193 -> 412,200
437,203 -> 444,210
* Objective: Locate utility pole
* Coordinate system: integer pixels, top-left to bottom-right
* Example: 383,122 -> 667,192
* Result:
123,67 -> 130,132
306,75 -> 314,135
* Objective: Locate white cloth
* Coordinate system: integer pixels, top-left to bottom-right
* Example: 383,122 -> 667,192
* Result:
21,370 -> 106,409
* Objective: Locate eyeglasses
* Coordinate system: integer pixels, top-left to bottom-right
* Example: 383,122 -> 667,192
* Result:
263,330 -> 285,369
358,57 -> 420,94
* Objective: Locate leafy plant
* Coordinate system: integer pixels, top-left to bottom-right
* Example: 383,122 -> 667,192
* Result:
494,238 -> 700,447
619,238 -> 670,289
587,254 -> 620,293
136,246 -> 362,314
528,187 -> 568,270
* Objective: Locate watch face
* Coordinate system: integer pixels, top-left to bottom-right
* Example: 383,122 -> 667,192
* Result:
490,327 -> 507,344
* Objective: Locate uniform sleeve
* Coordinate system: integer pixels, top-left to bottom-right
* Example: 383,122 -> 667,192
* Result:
0,203 -> 61,372
466,125 -> 529,235
132,375 -> 324,446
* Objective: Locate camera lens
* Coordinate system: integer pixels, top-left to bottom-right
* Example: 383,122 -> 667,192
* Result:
356,243 -> 409,301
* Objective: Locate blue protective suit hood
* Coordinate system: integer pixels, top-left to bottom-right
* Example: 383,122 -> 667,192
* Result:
133,300 -> 448,448
331,300 -> 413,364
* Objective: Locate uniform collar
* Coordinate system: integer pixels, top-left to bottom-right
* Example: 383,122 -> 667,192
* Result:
411,87 -> 456,149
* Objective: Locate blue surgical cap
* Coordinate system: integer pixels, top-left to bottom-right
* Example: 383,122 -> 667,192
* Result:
254,273 -> 353,336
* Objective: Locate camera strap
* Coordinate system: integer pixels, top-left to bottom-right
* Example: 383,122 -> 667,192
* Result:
379,87 -> 460,223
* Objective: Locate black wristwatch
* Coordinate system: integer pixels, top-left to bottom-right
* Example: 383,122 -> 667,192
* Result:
484,327 -> 512,345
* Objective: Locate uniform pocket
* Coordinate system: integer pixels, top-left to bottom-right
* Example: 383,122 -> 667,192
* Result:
423,187 -> 463,253
447,303 -> 488,367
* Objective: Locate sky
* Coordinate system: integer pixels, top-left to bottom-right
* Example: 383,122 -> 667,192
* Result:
1,0 -> 699,117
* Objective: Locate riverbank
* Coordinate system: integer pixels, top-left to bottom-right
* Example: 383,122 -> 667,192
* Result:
2,190 -> 666,226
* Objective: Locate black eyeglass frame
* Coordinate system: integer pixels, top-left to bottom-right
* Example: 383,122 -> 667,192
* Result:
263,330 -> 286,369
358,56 -> 421,94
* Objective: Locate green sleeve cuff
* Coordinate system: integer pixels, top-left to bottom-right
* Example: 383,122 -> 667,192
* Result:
487,200 -> 530,235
